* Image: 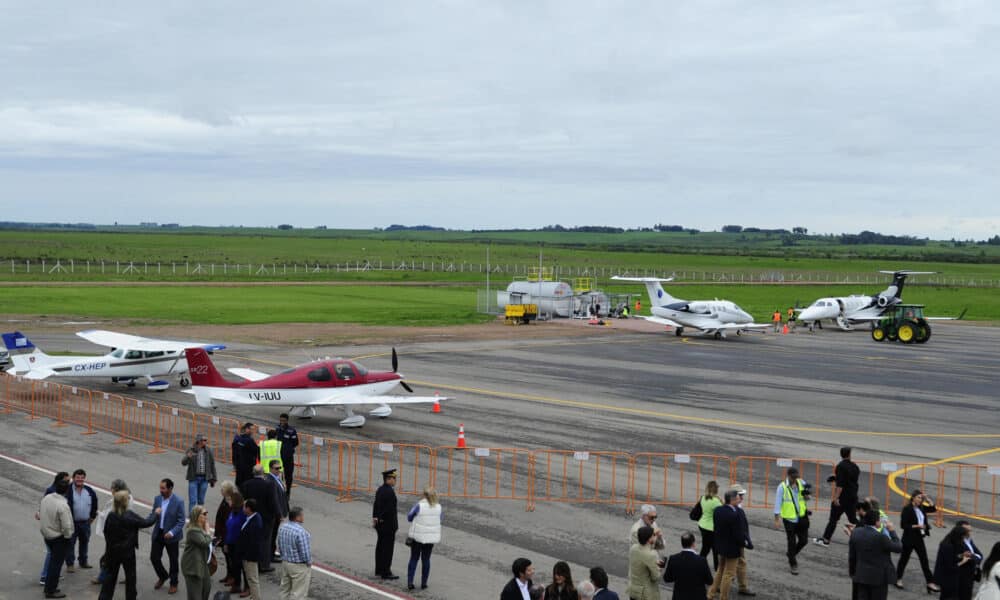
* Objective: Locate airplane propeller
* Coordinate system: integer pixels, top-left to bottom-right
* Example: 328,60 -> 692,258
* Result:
391,348 -> 415,393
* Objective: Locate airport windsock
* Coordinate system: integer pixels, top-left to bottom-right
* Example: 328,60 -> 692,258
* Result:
456,423 -> 466,449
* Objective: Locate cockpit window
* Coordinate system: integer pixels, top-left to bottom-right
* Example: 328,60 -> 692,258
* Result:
124,350 -> 143,359
144,351 -> 164,358
334,363 -> 355,380
307,367 -> 332,382
352,362 -> 367,376
111,349 -> 124,358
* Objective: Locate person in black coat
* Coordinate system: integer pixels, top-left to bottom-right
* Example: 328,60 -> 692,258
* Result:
232,423 -> 259,488
895,490 -> 940,592
241,465 -> 282,573
708,489 -> 755,599
238,499 -> 264,600
849,510 -> 901,600
372,468 -> 399,579
500,557 -> 534,600
664,532 -> 713,600
934,522 -> 981,600
99,490 -> 160,600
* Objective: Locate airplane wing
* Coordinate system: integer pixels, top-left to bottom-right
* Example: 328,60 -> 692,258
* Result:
610,276 -> 675,283
307,395 -> 448,406
720,323 -> 770,329
77,330 -> 226,352
227,368 -> 271,382
20,368 -> 56,380
636,315 -> 684,328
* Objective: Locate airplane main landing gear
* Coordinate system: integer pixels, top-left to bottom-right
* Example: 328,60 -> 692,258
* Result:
339,407 -> 366,428
179,377 -> 190,387
675,327 -> 684,337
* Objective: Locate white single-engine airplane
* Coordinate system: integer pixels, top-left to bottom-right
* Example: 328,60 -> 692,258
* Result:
612,276 -> 770,339
796,270 -> 935,331
183,347 -> 447,427
2,330 -> 225,391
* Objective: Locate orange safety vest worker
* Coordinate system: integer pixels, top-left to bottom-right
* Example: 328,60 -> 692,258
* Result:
635,300 -> 642,312
772,311 -> 782,323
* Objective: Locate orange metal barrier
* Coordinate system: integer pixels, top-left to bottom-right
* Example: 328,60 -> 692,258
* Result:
1,374 -> 997,521
632,453 -> 729,514
530,449 -> 631,512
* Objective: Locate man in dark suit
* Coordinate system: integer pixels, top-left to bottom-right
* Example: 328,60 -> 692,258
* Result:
232,422 -> 259,488
372,468 -> 399,580
664,532 -> 713,600
590,566 -> 620,600
500,557 -> 535,600
267,459 -> 290,564
238,498 -> 264,599
708,487 -> 756,599
149,478 -> 185,594
241,464 -> 282,573
849,510 -> 901,600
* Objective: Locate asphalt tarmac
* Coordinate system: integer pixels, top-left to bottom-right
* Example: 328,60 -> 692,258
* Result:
3,320 -> 998,599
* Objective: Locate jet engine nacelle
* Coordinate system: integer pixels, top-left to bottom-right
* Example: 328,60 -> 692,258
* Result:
876,295 -> 889,308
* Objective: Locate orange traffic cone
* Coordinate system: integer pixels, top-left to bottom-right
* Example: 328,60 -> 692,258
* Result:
782,324 -> 789,335
456,423 -> 466,449
433,393 -> 442,414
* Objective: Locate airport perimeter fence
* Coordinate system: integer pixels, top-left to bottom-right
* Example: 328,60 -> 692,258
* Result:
4,259 -> 998,288
2,374 -> 997,526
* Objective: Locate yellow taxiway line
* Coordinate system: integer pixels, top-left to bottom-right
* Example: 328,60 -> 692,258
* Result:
886,447 -> 1000,525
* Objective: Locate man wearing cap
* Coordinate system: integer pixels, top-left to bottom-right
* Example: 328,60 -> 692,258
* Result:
774,467 -> 810,575
708,485 -> 756,599
275,413 -> 299,497
372,469 -> 399,580
181,433 -> 217,508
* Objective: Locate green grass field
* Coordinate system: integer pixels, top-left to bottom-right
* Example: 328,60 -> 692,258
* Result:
0,283 -> 992,325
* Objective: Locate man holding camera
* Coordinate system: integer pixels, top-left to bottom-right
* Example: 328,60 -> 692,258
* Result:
774,467 -> 811,575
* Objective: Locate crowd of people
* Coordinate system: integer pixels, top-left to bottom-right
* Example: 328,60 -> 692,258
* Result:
35,414 -> 312,600
36,431 -> 1000,600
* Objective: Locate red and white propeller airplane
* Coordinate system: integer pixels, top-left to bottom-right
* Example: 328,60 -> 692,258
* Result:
183,347 -> 446,427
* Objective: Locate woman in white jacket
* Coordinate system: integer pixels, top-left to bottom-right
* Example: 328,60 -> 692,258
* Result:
976,542 -> 1000,600
405,487 -> 442,591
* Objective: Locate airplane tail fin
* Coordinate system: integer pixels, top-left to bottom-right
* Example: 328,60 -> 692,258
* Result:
2,331 -> 52,375
184,348 -> 239,388
611,276 -> 681,307
875,270 -> 936,306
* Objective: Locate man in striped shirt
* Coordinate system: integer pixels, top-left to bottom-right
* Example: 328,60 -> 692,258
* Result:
276,507 -> 311,600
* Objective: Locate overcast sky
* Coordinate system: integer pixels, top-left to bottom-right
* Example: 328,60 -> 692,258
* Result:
2,1 -> 998,239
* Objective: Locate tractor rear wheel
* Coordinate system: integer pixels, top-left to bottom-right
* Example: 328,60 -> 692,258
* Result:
915,319 -> 931,343
886,326 -> 898,341
898,320 -> 918,344
871,327 -> 886,342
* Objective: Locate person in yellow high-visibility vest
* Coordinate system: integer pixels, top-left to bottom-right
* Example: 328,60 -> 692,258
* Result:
259,430 -> 283,475
773,467 -> 810,575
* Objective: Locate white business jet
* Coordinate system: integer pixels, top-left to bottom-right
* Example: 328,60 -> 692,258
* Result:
183,347 -> 446,427
796,270 -> 935,331
612,276 -> 769,339
2,330 -> 225,391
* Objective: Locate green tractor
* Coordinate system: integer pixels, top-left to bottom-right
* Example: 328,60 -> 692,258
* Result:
871,304 -> 931,344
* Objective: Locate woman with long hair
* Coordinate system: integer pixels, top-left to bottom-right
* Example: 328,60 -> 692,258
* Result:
895,489 -> 940,592
697,480 -> 723,571
213,481 -> 235,587
935,524 -> 975,600
98,490 -> 159,600
545,561 -> 579,600
975,542 -> 1000,600
406,486 -> 442,591
181,505 -> 213,600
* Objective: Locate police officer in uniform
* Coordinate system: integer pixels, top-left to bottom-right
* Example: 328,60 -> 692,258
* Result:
275,413 -> 299,496
232,422 -> 259,488
372,468 -> 399,580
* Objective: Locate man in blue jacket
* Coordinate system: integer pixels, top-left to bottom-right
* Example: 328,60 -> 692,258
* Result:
149,478 -> 185,594
66,468 -> 99,572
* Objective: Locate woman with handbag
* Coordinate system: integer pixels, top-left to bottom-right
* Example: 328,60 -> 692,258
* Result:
895,490 -> 940,592
181,505 -> 214,600
405,486 -> 442,591
696,481 -> 723,571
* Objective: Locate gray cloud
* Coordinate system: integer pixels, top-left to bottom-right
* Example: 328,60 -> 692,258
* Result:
1,1 -> 998,238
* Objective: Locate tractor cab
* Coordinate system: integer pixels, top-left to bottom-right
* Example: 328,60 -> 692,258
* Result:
871,303 -> 931,344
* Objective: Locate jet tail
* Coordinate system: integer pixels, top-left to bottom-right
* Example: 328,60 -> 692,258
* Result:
874,270 -> 936,307
611,276 -> 681,307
